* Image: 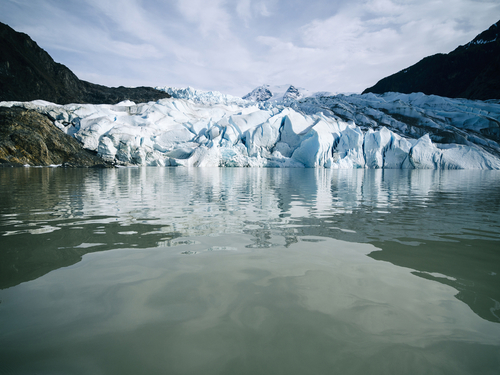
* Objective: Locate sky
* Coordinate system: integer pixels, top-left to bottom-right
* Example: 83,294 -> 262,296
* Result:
1,0 -> 499,97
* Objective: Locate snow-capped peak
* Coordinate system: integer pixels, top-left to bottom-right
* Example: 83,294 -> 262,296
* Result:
465,21 -> 499,48
243,84 -> 314,102
243,84 -> 339,103
242,85 -> 273,101
283,85 -> 302,100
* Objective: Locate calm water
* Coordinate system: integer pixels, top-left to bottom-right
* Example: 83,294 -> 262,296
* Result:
0,167 -> 499,375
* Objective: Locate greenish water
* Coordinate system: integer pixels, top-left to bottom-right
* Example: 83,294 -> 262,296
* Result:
0,167 -> 499,374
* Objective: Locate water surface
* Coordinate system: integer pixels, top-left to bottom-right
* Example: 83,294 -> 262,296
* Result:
1,167 -> 499,374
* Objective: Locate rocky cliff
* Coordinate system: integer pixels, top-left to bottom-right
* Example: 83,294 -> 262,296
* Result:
0,107 -> 112,167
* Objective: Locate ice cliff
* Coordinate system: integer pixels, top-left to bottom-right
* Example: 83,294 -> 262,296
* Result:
1,86 -> 500,169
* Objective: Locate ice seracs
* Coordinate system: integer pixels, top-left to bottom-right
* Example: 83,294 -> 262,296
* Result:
1,86 -> 500,169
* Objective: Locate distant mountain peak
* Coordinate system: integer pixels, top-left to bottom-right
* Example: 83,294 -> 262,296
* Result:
243,84 -> 319,102
283,85 -> 302,100
242,85 -> 273,101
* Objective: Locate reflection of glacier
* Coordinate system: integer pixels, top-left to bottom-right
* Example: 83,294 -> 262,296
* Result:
78,167 -> 500,323
3,88 -> 500,169
78,168 -> 500,244
3,167 -> 500,322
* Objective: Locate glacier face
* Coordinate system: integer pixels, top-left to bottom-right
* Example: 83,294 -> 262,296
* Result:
1,87 -> 500,169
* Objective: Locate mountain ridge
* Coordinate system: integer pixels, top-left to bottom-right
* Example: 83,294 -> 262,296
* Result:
0,22 -> 170,105
362,20 -> 500,100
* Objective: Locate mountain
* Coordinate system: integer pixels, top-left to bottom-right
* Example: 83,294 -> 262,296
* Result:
242,84 -> 340,102
0,22 -> 170,105
363,20 -> 500,100
2,22 -> 499,169
243,85 -> 273,101
243,84 -> 317,102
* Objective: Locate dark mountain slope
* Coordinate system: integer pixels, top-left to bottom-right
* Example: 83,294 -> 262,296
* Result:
0,22 -> 170,104
363,20 -> 500,100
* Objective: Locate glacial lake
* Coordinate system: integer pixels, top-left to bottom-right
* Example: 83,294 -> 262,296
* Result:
0,167 -> 499,375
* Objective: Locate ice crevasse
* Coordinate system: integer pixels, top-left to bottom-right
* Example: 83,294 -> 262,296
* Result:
2,89 -> 500,169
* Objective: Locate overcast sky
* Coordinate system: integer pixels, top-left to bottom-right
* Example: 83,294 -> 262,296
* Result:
1,0 -> 499,96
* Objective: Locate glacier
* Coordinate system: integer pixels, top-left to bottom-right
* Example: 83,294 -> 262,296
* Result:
1,85 -> 500,169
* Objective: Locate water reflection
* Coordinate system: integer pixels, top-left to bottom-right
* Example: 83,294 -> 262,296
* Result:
1,167 -> 500,323
1,234 -> 499,375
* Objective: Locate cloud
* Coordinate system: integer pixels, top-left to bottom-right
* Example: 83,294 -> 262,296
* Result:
236,0 -> 252,22
291,0 -> 500,91
176,0 -> 232,38
1,0 -> 500,95
236,0 -> 272,28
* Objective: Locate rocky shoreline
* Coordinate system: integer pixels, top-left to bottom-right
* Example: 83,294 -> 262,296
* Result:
0,106 -> 113,167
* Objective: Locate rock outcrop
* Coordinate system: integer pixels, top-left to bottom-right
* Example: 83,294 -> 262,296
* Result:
0,22 -> 171,105
0,106 -> 112,167
363,20 -> 500,100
